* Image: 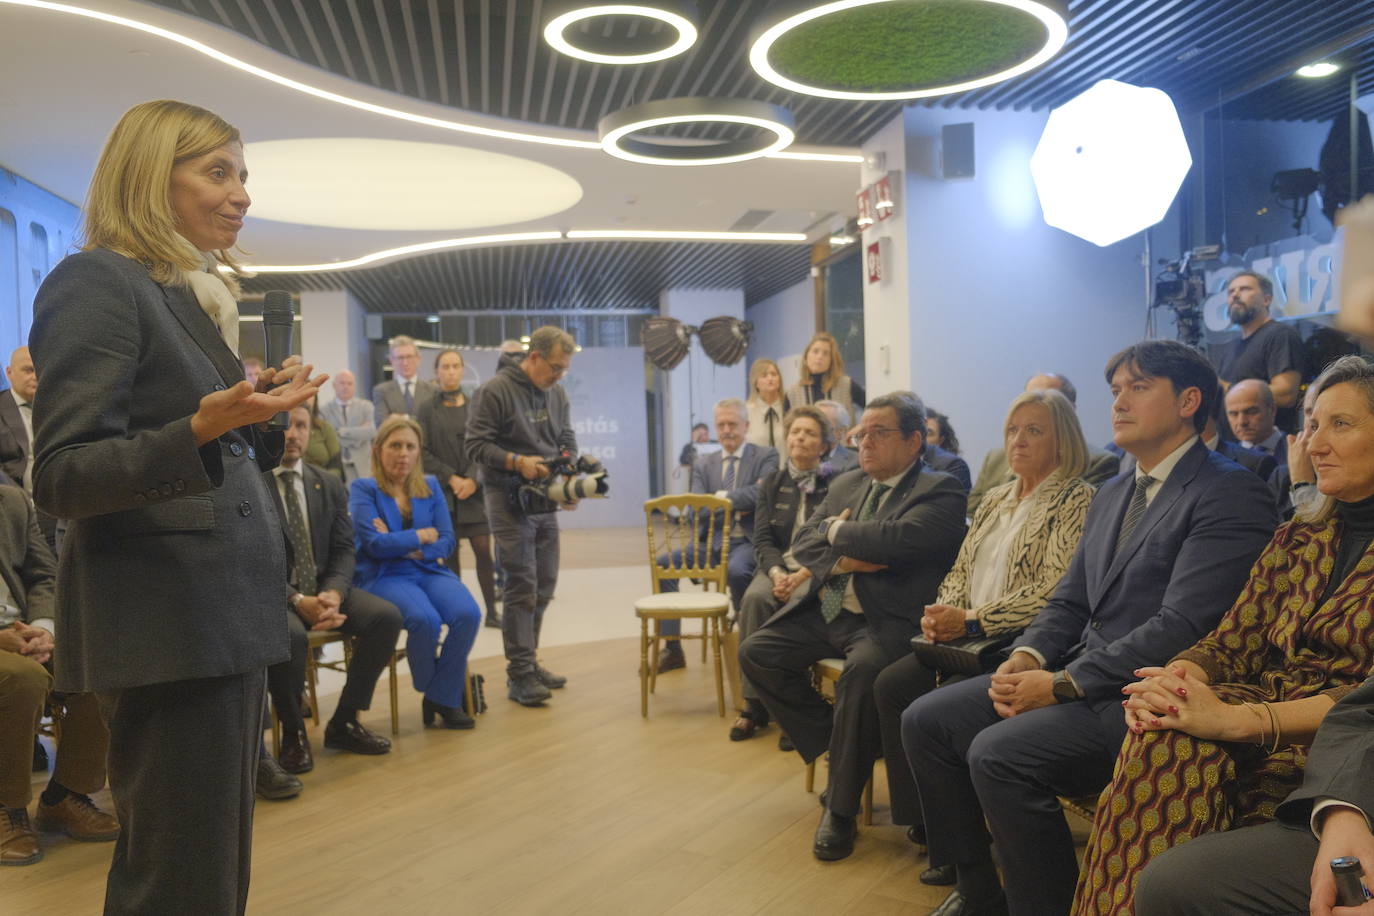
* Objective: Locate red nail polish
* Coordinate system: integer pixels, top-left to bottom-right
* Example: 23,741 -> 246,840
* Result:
1167,705 -> 1179,715
1176,687 -> 1188,698
1121,699 -> 1129,706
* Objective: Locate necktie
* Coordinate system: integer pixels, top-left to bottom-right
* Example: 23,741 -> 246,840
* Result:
340,401 -> 348,425
765,408 -> 778,447
722,455 -> 738,490
403,382 -> 414,415
18,402 -> 32,493
1115,475 -> 1156,556
820,482 -> 890,623
281,471 -> 317,596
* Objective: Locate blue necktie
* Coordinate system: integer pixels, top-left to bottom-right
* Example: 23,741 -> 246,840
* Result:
722,455 -> 737,491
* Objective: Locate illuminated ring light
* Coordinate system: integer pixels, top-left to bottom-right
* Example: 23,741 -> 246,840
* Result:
599,98 -> 796,166
749,0 -> 1069,101
543,2 -> 698,65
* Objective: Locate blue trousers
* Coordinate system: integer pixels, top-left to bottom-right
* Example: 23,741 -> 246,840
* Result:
367,568 -> 480,709
656,538 -> 754,637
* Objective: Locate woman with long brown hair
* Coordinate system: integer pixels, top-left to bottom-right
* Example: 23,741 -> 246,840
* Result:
784,331 -> 864,419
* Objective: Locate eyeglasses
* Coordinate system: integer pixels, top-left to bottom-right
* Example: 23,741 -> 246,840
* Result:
849,427 -> 902,445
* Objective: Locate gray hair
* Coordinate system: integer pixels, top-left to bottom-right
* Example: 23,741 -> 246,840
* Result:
815,399 -> 851,430
1300,355 -> 1374,522
388,334 -> 417,353
528,326 -> 576,359
714,397 -> 748,423
866,390 -> 927,441
1028,372 -> 1077,406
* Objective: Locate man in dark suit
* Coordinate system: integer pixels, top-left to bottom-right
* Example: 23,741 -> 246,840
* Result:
1225,378 -> 1288,466
372,335 -> 435,423
902,340 -> 1277,916
740,391 -> 967,861
656,397 -> 778,671
0,484 -> 117,866
264,406 -> 403,772
0,347 -> 35,490
1133,672 -> 1374,915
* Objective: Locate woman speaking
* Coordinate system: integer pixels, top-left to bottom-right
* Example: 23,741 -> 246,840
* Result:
29,100 -> 323,914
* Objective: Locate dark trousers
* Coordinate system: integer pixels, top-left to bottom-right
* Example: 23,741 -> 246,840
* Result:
483,492 -> 560,677
265,589 -> 403,731
872,652 -> 942,828
657,538 -> 755,639
99,670 -> 264,916
735,571 -> 782,702
739,608 -> 897,817
1134,820 -> 1314,915
901,674 -> 1123,916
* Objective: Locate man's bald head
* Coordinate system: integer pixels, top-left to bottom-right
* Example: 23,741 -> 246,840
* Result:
1025,372 -> 1077,407
332,369 -> 356,402
5,347 -> 35,402
1225,378 -> 1277,446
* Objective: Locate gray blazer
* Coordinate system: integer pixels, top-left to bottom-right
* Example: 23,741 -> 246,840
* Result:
29,249 -> 290,693
319,397 -> 375,482
0,484 -> 55,623
690,443 -> 778,542
0,389 -> 29,486
372,377 -> 435,424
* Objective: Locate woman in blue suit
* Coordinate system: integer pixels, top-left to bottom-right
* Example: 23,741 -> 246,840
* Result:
352,415 -> 481,729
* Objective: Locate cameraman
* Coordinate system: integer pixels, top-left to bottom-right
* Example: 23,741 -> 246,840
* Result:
466,326 -> 578,707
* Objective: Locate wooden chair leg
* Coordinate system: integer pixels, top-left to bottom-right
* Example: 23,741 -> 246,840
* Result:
700,617 -> 707,663
649,619 -> 662,695
306,652 -> 321,727
805,759 -> 815,793
639,616 -> 650,718
710,616 -> 725,717
862,777 -> 874,827
389,653 -> 400,736
270,705 -> 282,758
464,672 -> 476,718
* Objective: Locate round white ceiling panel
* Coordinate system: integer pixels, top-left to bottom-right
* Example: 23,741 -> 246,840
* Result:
240,138 -> 584,230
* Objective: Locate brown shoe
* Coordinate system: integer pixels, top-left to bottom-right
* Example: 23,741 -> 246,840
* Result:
279,729 -> 315,774
0,807 -> 41,865
34,794 -> 119,842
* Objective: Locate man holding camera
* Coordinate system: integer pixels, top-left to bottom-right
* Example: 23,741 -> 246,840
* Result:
467,326 -> 579,707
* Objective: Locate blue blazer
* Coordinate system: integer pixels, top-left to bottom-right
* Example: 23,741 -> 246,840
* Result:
1012,439 -> 1277,709
690,442 -> 779,542
350,475 -> 458,590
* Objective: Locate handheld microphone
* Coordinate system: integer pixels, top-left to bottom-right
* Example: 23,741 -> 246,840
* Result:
261,290 -> 296,431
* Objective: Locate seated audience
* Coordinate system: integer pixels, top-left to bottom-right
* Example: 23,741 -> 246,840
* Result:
1225,378 -> 1288,465
656,398 -> 777,672
302,395 -> 345,481
417,348 -> 500,629
925,408 -> 961,456
320,370 -> 376,484
352,416 -> 481,729
1132,670 -> 1374,916
817,400 -> 857,471
263,406 -> 404,774
785,331 -> 864,418
740,391 -> 967,862
1120,392 -> 1277,483
874,389 -> 1094,883
901,340 -> 1277,916
923,439 -> 973,493
967,372 -> 1121,514
1271,387 -> 1320,520
731,406 -> 838,744
746,358 -> 787,450
1073,355 -> 1374,914
0,484 -> 116,866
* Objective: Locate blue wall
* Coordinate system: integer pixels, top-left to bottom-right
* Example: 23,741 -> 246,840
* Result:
0,167 -> 79,361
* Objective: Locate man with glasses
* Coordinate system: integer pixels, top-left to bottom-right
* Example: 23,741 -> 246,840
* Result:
739,391 -> 968,862
466,326 -> 578,707
373,335 -> 435,423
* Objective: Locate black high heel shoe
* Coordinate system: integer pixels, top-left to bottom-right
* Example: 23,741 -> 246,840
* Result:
422,698 -> 475,730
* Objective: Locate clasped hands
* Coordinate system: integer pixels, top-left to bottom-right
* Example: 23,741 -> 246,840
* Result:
191,355 -> 328,447
448,475 -> 477,500
0,621 -> 53,664
921,604 -> 968,642
988,651 -> 1055,718
372,517 -> 439,561
1120,663 -> 1237,740
293,590 -> 348,632
768,567 -> 811,601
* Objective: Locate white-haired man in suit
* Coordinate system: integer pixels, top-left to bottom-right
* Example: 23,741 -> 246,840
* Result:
319,370 -> 375,482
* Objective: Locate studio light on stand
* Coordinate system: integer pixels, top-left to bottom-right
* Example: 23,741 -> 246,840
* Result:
1271,168 -> 1321,233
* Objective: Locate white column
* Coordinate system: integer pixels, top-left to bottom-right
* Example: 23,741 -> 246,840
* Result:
299,289 -> 368,402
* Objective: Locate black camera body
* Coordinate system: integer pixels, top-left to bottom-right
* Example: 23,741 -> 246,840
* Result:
507,454 -> 610,516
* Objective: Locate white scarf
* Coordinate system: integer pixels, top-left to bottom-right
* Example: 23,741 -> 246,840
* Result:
181,250 -> 240,356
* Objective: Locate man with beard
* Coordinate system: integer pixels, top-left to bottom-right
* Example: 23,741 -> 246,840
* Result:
1213,271 -> 1306,433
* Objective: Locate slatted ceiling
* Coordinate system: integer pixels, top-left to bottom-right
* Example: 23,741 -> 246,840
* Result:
239,240 -> 810,312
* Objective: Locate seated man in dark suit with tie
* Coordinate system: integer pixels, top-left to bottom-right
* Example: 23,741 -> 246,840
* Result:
264,406 -> 404,773
1133,671 -> 1374,915
740,391 -> 967,861
656,397 -> 778,672
901,340 -> 1278,916
1225,378 -> 1288,467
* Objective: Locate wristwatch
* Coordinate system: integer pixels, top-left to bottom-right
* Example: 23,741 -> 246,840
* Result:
965,616 -> 984,638
1051,669 -> 1081,703
289,592 -> 304,609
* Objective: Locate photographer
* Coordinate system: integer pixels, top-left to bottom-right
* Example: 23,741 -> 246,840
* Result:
466,326 -> 578,707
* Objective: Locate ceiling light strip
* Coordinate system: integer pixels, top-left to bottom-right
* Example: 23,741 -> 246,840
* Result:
543,3 -> 698,65
566,230 -> 807,241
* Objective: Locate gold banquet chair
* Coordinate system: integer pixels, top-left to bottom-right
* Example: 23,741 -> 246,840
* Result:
635,494 -> 732,718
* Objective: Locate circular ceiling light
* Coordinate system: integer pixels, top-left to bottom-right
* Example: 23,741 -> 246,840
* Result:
598,98 -> 796,166
239,138 -> 583,230
1296,61 -> 1340,78
749,0 -> 1069,101
544,2 -> 698,65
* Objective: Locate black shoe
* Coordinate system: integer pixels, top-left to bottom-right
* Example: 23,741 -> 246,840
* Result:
278,729 -> 314,774
812,809 -> 857,861
325,719 -> 393,752
484,610 -> 502,628
421,698 -> 476,729
507,672 -> 552,707
255,756 -> 302,801
535,665 -> 567,689
930,890 -> 1008,916
728,714 -> 767,741
921,864 -> 958,886
908,823 -> 928,850
656,647 -> 685,672
778,733 -> 795,752
31,738 -> 48,772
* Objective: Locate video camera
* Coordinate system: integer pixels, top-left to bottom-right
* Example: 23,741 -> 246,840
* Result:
510,453 -> 610,515
1152,245 -> 1220,348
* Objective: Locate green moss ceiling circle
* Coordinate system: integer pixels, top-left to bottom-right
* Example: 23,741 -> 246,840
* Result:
768,0 -> 1051,95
